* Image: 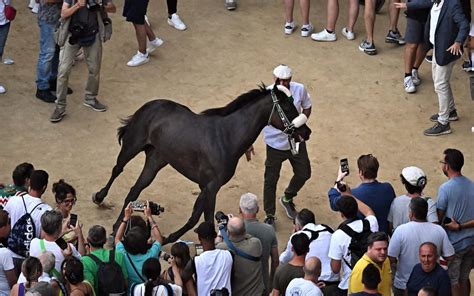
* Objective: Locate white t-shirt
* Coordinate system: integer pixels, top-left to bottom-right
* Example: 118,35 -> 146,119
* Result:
17,272 -> 52,284
263,81 -> 312,150
4,194 -> 52,258
132,282 -> 182,296
429,0 -> 444,45
328,215 -> 379,290
0,0 -> 11,26
0,247 -> 14,296
388,195 -> 438,230
194,249 -> 233,296
388,221 -> 455,289
29,238 -> 81,273
280,224 -> 339,282
285,278 -> 323,296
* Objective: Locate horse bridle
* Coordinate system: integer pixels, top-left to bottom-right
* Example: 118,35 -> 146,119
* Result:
268,89 -> 299,155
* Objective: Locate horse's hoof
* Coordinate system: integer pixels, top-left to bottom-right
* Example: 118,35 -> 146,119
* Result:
92,192 -> 103,205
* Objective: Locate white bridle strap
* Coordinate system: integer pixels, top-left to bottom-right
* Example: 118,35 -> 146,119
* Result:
266,84 -> 292,98
291,114 -> 308,128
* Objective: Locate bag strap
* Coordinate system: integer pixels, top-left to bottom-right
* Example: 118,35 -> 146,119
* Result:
219,227 -> 260,262
87,252 -> 104,267
361,219 -> 370,232
126,252 -> 146,282
27,199 -> 45,215
19,283 -> 25,296
39,239 -> 63,279
161,283 -> 173,296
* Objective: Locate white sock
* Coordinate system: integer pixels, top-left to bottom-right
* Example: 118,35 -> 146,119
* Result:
471,51 -> 474,62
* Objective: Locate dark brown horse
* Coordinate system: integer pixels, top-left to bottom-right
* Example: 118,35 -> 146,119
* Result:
93,83 -> 311,244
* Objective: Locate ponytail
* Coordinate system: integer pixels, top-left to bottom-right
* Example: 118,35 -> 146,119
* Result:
144,279 -> 155,296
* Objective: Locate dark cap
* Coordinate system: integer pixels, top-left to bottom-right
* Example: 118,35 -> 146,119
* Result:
194,221 -> 217,240
87,225 -> 107,246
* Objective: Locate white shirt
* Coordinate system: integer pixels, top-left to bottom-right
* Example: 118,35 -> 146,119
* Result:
280,224 -> 339,282
388,221 -> 455,289
430,0 -> 444,45
388,195 -> 438,230
17,272 -> 52,284
263,81 -> 312,150
29,238 -> 81,272
194,249 -> 233,296
0,0 -> 11,26
328,215 -> 379,290
4,194 -> 52,258
0,247 -> 14,296
132,282 -> 182,296
285,278 -> 323,296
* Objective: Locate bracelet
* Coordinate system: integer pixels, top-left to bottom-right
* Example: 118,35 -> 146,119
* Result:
151,223 -> 159,230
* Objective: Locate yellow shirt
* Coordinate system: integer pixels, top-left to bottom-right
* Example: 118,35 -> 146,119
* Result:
348,254 -> 392,296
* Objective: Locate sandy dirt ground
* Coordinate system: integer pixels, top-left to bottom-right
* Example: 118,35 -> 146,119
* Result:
0,0 -> 473,281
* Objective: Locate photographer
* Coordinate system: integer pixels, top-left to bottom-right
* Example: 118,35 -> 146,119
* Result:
50,0 -> 116,123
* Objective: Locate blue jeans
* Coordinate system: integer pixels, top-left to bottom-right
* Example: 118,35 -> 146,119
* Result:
0,22 -> 11,58
36,20 -> 59,90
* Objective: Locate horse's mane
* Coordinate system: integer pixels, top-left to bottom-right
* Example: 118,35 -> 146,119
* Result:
201,84 -> 268,116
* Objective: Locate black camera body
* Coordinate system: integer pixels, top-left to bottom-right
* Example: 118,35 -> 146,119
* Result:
215,211 -> 229,229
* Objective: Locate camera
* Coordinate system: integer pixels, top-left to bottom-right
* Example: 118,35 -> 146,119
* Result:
131,200 -> 165,216
161,252 -> 171,261
210,288 -> 229,296
215,211 -> 229,228
87,0 -> 99,8
336,181 -> 347,192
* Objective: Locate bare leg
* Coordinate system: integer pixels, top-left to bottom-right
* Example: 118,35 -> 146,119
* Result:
326,0 -> 339,31
347,0 -> 359,32
133,23 -> 147,54
364,0 -> 376,43
299,0 -> 310,25
405,43 -> 417,73
145,23 -> 156,42
388,0 -> 400,31
413,43 -> 427,68
285,0 -> 295,23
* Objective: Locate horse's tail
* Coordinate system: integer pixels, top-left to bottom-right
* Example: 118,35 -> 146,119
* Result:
117,116 -> 133,145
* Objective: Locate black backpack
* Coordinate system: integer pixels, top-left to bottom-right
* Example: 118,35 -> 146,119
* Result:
7,196 -> 44,257
304,224 -> 334,241
88,248 -> 127,295
339,219 -> 373,269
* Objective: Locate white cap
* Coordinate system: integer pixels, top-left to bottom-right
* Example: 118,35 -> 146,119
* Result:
401,166 -> 427,187
273,64 -> 292,79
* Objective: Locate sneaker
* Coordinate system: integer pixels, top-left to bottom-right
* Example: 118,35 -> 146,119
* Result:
425,55 -> 432,63
3,57 -> 14,65
284,22 -> 296,35
167,13 -> 186,31
462,60 -> 473,72
0,85 -> 6,94
385,30 -> 406,45
50,107 -> 66,123
147,38 -> 164,54
127,51 -> 149,67
31,3 -> 39,13
225,0 -> 237,10
411,69 -> 421,86
404,76 -> 416,93
424,122 -> 452,136
279,196 -> 297,219
311,29 -> 336,41
83,99 -> 108,112
263,215 -> 276,226
36,89 -> 57,103
341,27 -> 355,40
375,0 -> 385,13
430,109 -> 458,122
300,24 -> 313,37
359,40 -> 377,55
28,0 -> 35,8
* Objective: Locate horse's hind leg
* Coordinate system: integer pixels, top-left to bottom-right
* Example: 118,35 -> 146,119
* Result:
111,146 -> 168,233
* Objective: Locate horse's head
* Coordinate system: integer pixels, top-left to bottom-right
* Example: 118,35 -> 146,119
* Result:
268,82 -> 312,143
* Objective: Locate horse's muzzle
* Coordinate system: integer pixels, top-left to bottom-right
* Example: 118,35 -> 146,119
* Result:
294,125 -> 311,142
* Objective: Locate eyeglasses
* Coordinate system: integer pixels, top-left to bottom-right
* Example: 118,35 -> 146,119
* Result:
61,198 -> 77,205
439,161 -> 447,164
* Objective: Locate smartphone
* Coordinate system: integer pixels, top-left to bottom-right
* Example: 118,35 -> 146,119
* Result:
195,244 -> 203,256
442,217 -> 452,225
55,237 -> 68,250
340,158 -> 349,176
69,213 -> 77,227
131,200 -> 146,212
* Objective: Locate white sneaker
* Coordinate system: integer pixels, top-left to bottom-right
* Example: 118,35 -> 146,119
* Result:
28,0 -> 35,8
225,0 -> 237,10
341,27 -> 355,40
0,85 -> 6,94
311,29 -> 336,41
411,69 -> 421,86
3,57 -> 14,65
284,22 -> 296,35
31,3 -> 39,13
147,38 -> 164,54
404,76 -> 416,93
300,24 -> 313,37
167,14 -> 186,31
127,51 -> 149,67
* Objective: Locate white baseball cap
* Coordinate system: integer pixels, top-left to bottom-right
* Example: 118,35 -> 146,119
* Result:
401,166 -> 426,187
273,64 -> 292,79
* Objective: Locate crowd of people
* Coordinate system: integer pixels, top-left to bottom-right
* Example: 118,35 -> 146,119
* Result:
0,146 -> 472,296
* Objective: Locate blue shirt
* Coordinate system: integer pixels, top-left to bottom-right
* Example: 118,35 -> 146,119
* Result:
406,263 -> 451,296
116,241 -> 161,287
328,181 -> 395,233
436,176 -> 474,252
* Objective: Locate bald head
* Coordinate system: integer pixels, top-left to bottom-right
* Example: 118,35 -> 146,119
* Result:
227,217 -> 246,238
303,257 -> 321,280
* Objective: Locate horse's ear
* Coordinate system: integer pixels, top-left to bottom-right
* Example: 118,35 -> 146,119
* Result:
273,79 -> 280,91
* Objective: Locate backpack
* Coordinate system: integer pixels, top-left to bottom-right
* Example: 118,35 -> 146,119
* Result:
339,219 -> 373,269
303,224 -> 334,241
7,196 -> 44,257
88,248 -> 127,295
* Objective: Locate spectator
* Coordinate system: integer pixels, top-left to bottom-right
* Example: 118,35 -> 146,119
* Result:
388,197 -> 454,296
281,0 -> 313,37
388,166 -> 438,233
311,0 -> 358,42
182,221 -> 232,296
279,208 -> 339,294
53,179 -> 79,245
82,225 -> 128,295
422,0 -> 469,136
285,257 -> 323,296
161,242 -> 196,295
4,170 -> 52,274
405,242 -> 451,296
0,0 -> 13,65
216,216 -> 264,295
461,23 -> 473,71
350,264 -> 383,296
10,257 -> 46,295
328,195 -> 378,295
115,201 -> 163,290
123,0 -> 163,67
329,154 -> 395,233
348,232 -> 391,295
61,257 -> 94,295
418,286 -> 438,296
0,209 -> 16,295
0,162 -> 34,209
239,192 -> 279,294
132,257 -> 183,295
50,0 -> 117,123
436,149 -> 474,296
273,232 -> 309,295
165,0 -> 186,30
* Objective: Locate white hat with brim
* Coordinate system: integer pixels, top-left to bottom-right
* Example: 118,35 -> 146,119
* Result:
273,65 -> 292,79
401,166 -> 426,186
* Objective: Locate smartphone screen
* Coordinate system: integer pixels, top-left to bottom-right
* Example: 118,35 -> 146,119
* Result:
131,200 -> 145,212
195,244 -> 203,256
340,158 -> 349,175
69,213 -> 77,227
55,238 -> 68,250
